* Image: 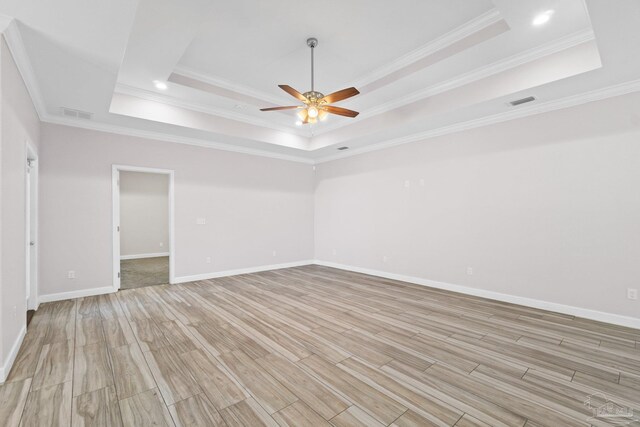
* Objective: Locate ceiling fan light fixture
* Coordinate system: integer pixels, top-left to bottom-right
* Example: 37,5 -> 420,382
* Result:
260,37 -> 360,124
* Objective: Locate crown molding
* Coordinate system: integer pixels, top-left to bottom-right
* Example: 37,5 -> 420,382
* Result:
41,78 -> 640,167
0,13 -> 12,30
1,16 -> 47,120
172,65 -> 288,106
314,78 -> 640,163
1,14 -> 316,165
352,8 -> 503,89
41,113 -> 315,164
314,28 -> 596,136
114,83 -> 309,137
172,9 -> 503,111
4,9 -> 631,169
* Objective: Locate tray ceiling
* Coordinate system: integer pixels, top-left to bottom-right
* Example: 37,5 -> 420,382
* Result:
1,0 -> 639,163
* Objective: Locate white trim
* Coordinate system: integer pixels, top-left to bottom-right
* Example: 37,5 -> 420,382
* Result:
41,114 -> 315,164
173,9 -> 504,106
313,261 -> 640,330
114,83 -> 309,137
38,286 -> 116,304
173,260 -> 314,284
120,252 -> 170,260
315,78 -> 640,163
314,28 -> 596,136
41,75 -> 640,166
1,17 -> 47,119
353,9 -> 503,89
112,165 -> 176,291
172,66 -> 289,106
3,9 -> 637,169
0,325 -> 26,383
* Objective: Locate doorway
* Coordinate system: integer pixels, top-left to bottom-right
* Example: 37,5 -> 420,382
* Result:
112,165 -> 175,290
26,143 -> 38,314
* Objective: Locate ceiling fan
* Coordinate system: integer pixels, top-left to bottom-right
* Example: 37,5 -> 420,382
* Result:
260,38 -> 360,124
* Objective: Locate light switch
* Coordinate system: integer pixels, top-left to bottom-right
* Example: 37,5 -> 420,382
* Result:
196,218 -> 206,225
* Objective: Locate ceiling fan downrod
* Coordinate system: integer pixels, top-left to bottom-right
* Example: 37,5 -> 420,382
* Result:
307,37 -> 318,92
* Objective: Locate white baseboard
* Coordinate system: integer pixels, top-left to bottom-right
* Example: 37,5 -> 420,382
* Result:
173,260 -> 314,284
120,252 -> 169,260
313,260 -> 640,330
33,260 -> 639,330
38,285 -> 116,304
0,325 -> 26,383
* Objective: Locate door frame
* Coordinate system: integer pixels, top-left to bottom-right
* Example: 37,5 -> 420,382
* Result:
112,165 -> 175,291
25,142 -> 38,310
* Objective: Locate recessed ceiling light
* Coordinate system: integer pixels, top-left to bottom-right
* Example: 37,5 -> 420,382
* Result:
153,80 -> 168,90
532,10 -> 554,26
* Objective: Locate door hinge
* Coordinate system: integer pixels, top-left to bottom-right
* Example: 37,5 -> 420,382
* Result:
117,226 -> 120,232
117,272 -> 120,278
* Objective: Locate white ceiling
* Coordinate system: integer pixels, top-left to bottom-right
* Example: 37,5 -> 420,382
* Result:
178,0 -> 494,94
1,0 -> 639,163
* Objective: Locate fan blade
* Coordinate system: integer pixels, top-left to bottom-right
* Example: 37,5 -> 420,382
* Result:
323,105 -> 359,118
279,85 -> 308,102
321,87 -> 359,104
260,106 -> 300,111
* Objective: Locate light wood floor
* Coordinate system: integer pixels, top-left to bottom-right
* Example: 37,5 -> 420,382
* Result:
2,266 -> 639,426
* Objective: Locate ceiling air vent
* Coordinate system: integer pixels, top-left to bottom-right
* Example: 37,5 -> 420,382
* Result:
61,107 -> 93,120
509,96 -> 536,106
337,146 -> 349,151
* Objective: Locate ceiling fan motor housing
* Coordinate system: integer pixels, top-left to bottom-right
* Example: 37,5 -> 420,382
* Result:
259,36 -> 360,122
303,91 -> 325,104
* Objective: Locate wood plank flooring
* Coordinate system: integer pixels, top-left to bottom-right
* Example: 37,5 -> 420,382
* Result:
2,265 -> 640,426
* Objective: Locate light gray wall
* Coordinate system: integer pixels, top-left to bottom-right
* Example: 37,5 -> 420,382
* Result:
39,124 -> 315,297
314,92 -> 640,319
119,171 -> 169,257
0,37 -> 40,374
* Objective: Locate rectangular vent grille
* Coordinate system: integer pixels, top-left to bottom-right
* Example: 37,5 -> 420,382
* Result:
61,107 -> 93,120
337,146 -> 349,151
509,96 -> 536,106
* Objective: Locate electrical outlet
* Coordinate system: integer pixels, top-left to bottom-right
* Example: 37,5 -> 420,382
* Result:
332,249 -> 337,256
419,179 -> 425,187
272,250 -> 277,257
12,305 -> 17,319
382,255 -> 388,263
68,270 -> 76,279
466,267 -> 473,276
628,288 -> 638,300
159,242 -> 164,247
205,257 -> 211,264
